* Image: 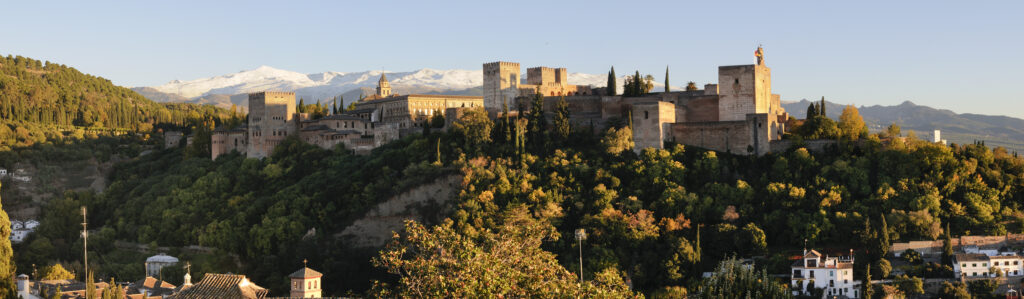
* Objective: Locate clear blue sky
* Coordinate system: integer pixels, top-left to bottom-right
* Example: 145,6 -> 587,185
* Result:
2,0 -> 1022,117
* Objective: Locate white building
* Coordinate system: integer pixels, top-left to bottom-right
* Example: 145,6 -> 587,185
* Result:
10,220 -> 39,243
954,253 -> 1024,278
144,253 -> 179,277
791,249 -> 861,298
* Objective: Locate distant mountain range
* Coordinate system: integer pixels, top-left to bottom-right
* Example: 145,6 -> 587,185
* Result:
132,66 -> 671,109
135,66 -> 1024,152
782,100 -> 1024,152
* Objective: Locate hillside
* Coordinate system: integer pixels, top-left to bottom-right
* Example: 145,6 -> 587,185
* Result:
17,111 -> 1024,295
783,99 -> 1024,152
0,54 -> 234,149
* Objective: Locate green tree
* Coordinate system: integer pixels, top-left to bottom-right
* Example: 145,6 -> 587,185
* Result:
696,257 -> 790,299
664,66 -> 670,92
819,96 -> 826,116
967,279 -> 998,299
601,127 -> 633,155
942,223 -> 954,265
430,110 -> 445,128
806,103 -> 816,119
0,182 -> 15,298
874,259 -> 892,279
607,66 -> 617,96
886,123 -> 901,138
864,264 -> 874,299
450,108 -> 493,154
40,263 -> 75,280
685,81 -> 698,91
838,105 -> 867,140
879,214 -> 890,257
298,98 -> 305,113
893,274 -> 923,296
371,207 -> 639,298
902,249 -> 922,264
938,281 -> 971,299
86,271 -> 95,299
552,96 -> 571,140
528,91 -> 547,151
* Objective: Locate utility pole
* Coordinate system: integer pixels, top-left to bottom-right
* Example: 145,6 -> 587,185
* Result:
575,228 -> 587,283
81,206 -> 88,281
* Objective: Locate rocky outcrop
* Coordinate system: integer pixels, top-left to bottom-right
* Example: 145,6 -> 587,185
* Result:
336,174 -> 463,248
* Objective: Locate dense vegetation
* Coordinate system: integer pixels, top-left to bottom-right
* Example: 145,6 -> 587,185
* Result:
0,55 -> 236,150
13,90 -> 1024,297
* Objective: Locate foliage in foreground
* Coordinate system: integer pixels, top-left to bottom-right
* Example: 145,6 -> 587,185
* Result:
372,206 -> 640,298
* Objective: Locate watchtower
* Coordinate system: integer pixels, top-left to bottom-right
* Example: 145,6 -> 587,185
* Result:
482,61 -> 521,114
717,46 -> 772,121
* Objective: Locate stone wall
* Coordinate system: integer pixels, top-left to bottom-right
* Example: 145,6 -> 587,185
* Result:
632,101 -> 676,152
891,234 -> 1024,257
669,113 -> 771,155
211,130 -> 247,159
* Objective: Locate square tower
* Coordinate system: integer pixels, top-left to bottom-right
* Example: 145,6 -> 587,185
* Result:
483,61 -> 521,113
247,91 -> 296,158
717,64 -> 771,121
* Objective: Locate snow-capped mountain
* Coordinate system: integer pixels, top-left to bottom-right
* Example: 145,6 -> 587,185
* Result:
140,65 -> 676,108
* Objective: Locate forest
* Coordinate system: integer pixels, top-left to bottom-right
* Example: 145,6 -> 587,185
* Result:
11,91 -> 1024,298
0,55 -> 238,150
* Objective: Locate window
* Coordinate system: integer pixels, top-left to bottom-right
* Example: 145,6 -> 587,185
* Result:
793,270 -> 800,277
809,271 -> 815,278
293,282 -> 297,289
644,111 -> 649,119
830,271 -> 834,277
973,272 -> 977,276
1016,261 -> 1020,265
973,263 -> 977,267
983,263 -> 988,267
995,262 -> 1000,266
963,263 -> 967,267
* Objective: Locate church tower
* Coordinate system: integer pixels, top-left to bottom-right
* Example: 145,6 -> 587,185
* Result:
376,73 -> 392,97
289,260 -> 323,298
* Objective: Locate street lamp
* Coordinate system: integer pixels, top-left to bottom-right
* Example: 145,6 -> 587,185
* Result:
575,228 -> 587,283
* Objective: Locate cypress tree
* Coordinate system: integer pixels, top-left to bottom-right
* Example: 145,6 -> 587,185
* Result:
0,182 -> 16,298
298,98 -> 305,113
879,214 -> 890,258
820,96 -> 826,117
607,67 -> 617,96
332,98 -> 338,115
942,223 -> 953,265
553,96 -> 571,140
806,103 -> 816,119
664,66 -> 670,93
86,271 -> 95,299
528,91 -> 547,151
634,71 -> 642,96
435,138 -> 442,165
864,264 -> 873,299
503,98 -> 511,143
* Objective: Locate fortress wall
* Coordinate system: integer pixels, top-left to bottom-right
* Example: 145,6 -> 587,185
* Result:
632,101 -> 676,151
670,120 -> 755,154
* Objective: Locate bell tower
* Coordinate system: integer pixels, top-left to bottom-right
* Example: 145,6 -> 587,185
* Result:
376,73 -> 392,97
289,259 -> 323,298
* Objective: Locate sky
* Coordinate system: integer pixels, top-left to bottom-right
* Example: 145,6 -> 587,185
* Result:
2,0 -> 1023,118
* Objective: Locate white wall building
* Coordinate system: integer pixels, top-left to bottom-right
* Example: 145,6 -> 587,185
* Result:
953,253 -> 1024,278
791,249 -> 860,298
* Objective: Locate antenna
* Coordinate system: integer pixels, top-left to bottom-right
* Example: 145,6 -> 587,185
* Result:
81,206 -> 88,281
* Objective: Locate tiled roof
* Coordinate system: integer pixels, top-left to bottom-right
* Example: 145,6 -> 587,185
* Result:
955,253 -> 989,262
288,267 -> 323,279
169,274 -> 268,299
133,277 -> 176,289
